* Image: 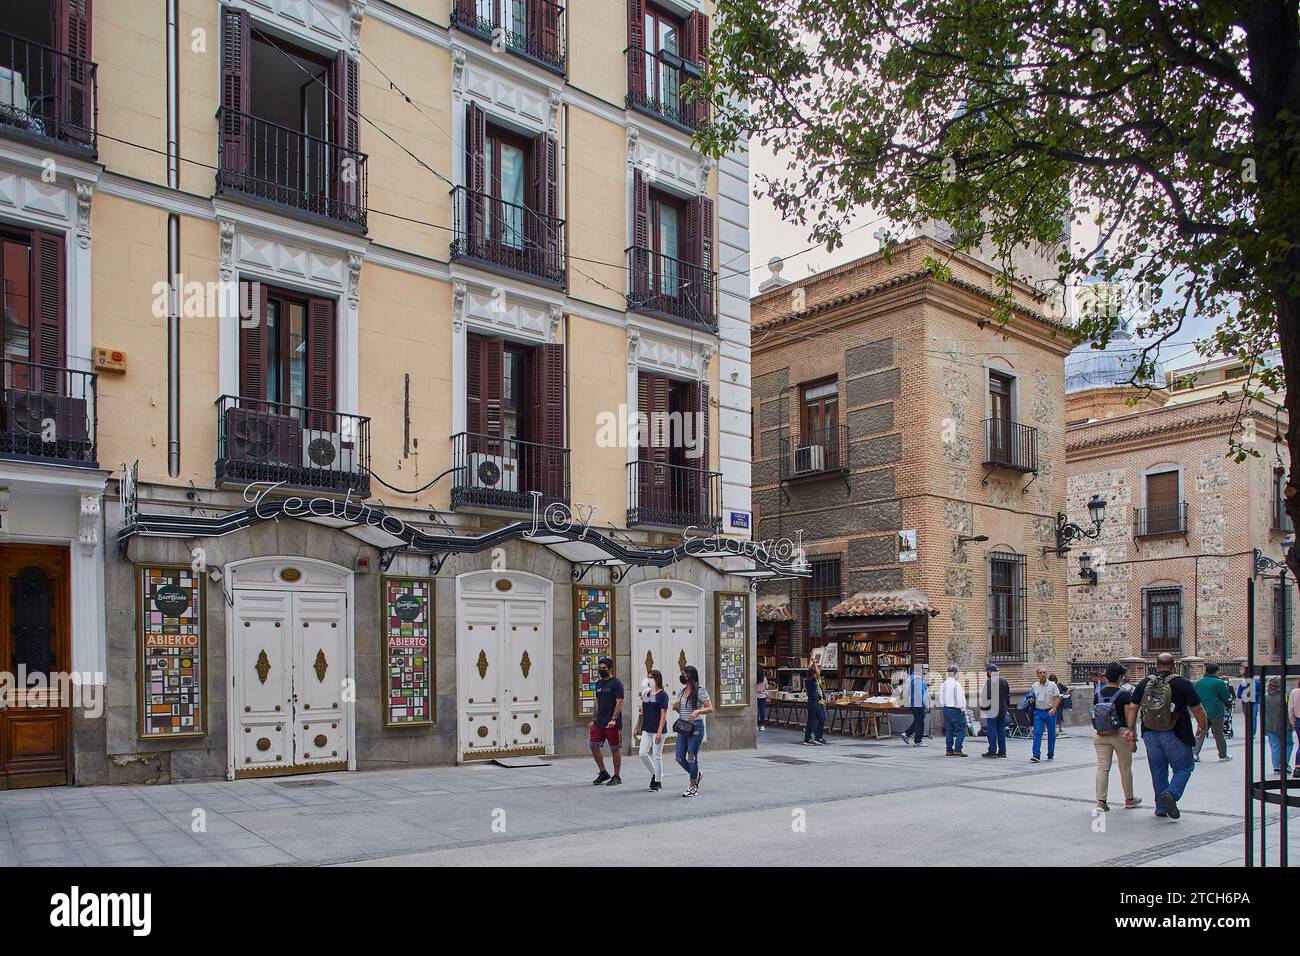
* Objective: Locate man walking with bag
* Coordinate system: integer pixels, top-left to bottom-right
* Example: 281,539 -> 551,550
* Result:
1093,663 -> 1141,811
980,664 -> 1010,758
1126,653 -> 1209,819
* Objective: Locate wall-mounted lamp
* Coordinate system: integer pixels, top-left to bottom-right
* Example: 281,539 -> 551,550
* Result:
957,534 -> 989,546
1046,495 -> 1106,557
1078,551 -> 1098,585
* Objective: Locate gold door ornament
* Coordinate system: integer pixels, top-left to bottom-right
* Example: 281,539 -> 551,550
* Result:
255,650 -> 271,684
314,734 -> 328,748
476,649 -> 489,679
520,649 -> 532,679
644,650 -> 654,674
314,649 -> 328,683
678,649 -> 688,673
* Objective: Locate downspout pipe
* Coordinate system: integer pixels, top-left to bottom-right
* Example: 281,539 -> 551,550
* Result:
166,0 -> 181,477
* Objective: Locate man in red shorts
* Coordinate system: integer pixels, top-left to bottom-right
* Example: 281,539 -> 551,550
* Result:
590,657 -> 625,786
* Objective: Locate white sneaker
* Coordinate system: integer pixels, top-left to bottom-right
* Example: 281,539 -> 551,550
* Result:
682,785 -> 698,797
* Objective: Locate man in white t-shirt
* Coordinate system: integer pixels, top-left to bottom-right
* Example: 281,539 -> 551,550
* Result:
1029,667 -> 1062,763
939,665 -> 968,756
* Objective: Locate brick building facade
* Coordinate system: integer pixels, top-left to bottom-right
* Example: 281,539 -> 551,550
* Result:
750,237 -> 1075,694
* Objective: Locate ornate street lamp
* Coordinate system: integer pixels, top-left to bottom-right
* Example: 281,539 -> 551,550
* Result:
1045,495 -> 1106,557
1078,550 -> 1098,585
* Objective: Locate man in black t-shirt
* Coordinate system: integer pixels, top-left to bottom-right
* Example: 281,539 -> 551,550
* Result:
1093,662 -> 1141,811
1126,653 -> 1208,820
589,657 -> 625,786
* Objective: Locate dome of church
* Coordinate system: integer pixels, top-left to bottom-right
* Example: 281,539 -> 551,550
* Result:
1065,327 -> 1166,393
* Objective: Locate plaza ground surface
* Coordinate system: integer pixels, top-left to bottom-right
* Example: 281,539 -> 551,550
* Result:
1,725 -> 1295,866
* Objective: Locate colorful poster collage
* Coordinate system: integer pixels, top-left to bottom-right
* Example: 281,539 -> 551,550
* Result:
383,577 -> 434,726
716,592 -> 749,708
574,586 -> 614,718
139,566 -> 205,738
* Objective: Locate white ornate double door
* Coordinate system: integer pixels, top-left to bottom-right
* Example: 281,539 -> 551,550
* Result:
231,588 -> 350,777
630,581 -> 704,739
456,571 -> 553,762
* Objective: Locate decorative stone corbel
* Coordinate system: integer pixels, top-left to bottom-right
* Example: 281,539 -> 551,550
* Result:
452,281 -> 467,334
547,304 -> 563,344
347,252 -> 363,309
0,488 -> 9,535
451,48 -> 467,100
697,157 -> 713,195
75,181 -> 93,250
218,219 -> 235,282
698,343 -> 715,381
79,494 -> 101,555
348,0 -> 367,53
626,327 -> 641,371
626,126 -> 639,167
548,89 -> 562,135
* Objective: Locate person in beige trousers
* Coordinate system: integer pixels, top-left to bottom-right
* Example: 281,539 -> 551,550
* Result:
1094,662 -> 1142,811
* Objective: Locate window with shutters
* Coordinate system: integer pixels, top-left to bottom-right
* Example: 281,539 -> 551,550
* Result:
450,0 -> 566,75
627,173 -> 717,332
0,0 -> 98,154
625,0 -> 709,133
216,7 -> 367,230
1136,469 -> 1186,537
988,552 -> 1027,661
451,105 -> 566,287
1274,583 -> 1293,658
627,370 -> 718,530
454,332 -> 568,512
1142,586 -> 1183,655
1272,468 -> 1292,533
0,225 -> 95,465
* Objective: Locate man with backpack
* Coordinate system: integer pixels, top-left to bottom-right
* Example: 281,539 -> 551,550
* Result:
1126,654 -> 1209,820
1092,662 -> 1141,811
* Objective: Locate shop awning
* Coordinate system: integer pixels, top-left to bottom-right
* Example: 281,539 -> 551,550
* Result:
117,483 -> 810,584
825,589 -> 932,618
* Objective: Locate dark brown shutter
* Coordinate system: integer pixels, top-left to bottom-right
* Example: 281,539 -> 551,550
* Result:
330,51 -> 361,216
239,283 -> 270,402
30,231 -> 66,394
482,334 -> 504,454
528,343 -> 566,499
529,132 -> 560,280
637,372 -> 670,511
305,297 -> 336,429
685,379 -> 710,517
631,169 -> 650,302
627,0 -> 646,100
466,102 -> 488,244
529,0 -> 560,63
685,195 -> 714,320
1146,471 -> 1178,508
455,0 -> 477,25
912,615 -> 929,667
467,331 -> 484,452
56,0 -> 93,142
220,6 -> 251,180
683,11 -> 709,65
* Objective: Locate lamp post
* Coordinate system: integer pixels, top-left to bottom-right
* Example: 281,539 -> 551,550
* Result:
1044,495 -> 1106,557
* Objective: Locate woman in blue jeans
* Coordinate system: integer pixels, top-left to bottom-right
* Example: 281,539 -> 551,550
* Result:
672,665 -> 713,797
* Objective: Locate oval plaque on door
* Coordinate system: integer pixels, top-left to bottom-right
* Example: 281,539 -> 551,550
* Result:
659,587 -> 673,599
280,567 -> 302,583
495,579 -> 513,592
152,585 -> 191,618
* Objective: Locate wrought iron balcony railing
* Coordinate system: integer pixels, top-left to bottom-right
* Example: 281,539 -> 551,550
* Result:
627,459 -> 721,531
215,395 -> 370,496
0,31 -> 97,154
450,185 -> 566,287
626,246 -> 717,333
216,108 -> 368,232
983,418 -> 1038,473
625,45 -> 706,133
1134,502 -> 1189,538
0,358 -> 97,467
450,0 -> 566,75
780,426 -> 849,481
451,431 -> 569,512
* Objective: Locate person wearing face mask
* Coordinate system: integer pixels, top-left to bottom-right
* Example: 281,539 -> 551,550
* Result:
672,664 -> 713,797
589,657 -> 625,786
635,669 -> 670,791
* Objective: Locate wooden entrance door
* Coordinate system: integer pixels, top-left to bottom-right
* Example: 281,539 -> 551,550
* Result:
0,545 -> 71,789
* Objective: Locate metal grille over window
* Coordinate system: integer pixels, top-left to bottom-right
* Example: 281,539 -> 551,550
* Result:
1141,586 -> 1183,655
799,558 -> 841,657
988,551 -> 1027,662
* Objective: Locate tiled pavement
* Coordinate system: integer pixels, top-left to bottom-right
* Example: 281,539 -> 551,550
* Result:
1,726 -> 1295,866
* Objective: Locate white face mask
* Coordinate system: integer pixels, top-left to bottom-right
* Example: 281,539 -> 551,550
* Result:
640,679 -> 654,700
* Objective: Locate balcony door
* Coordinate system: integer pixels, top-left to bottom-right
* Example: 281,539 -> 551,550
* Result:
800,379 -> 838,464
631,171 -> 714,326
1142,469 -> 1180,535
636,372 -> 709,524
987,370 -> 1014,459
643,4 -> 683,115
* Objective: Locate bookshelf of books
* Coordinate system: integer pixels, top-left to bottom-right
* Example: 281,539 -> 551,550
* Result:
835,632 -> 913,694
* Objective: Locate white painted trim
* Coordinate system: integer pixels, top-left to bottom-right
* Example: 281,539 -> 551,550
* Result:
226,0 -> 353,56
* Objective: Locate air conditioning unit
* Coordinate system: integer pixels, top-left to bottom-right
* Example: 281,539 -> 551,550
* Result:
794,443 -> 826,474
2,388 -> 90,455
302,429 -> 357,473
0,67 -> 30,120
223,406 -> 301,467
468,451 -> 518,493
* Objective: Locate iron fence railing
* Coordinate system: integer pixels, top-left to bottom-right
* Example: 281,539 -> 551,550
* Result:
0,358 -> 97,466
983,418 -> 1038,473
780,426 -> 849,480
450,431 -> 569,512
449,185 -> 566,287
216,107 -> 368,231
626,245 -> 717,332
627,459 -> 721,531
450,0 -> 566,75
215,395 -> 370,495
625,44 -> 706,132
0,30 -> 97,154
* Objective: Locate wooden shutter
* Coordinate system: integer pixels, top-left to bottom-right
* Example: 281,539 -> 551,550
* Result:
1146,471 -> 1178,508
220,6 -> 251,180
529,132 -> 560,279
482,334 -> 505,453
455,0 -> 477,25
239,283 -> 270,402
30,231 -> 66,394
330,51 -> 361,217
529,0 -> 560,63
685,379 -> 710,517
682,12 -> 709,126
631,169 -> 651,302
55,0 -> 93,141
528,343 -> 566,499
685,195 -> 714,321
912,615 -> 930,666
467,332 -> 484,452
637,372 -> 670,511
305,297 -> 336,429
466,102 -> 488,244
627,0 -> 646,101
